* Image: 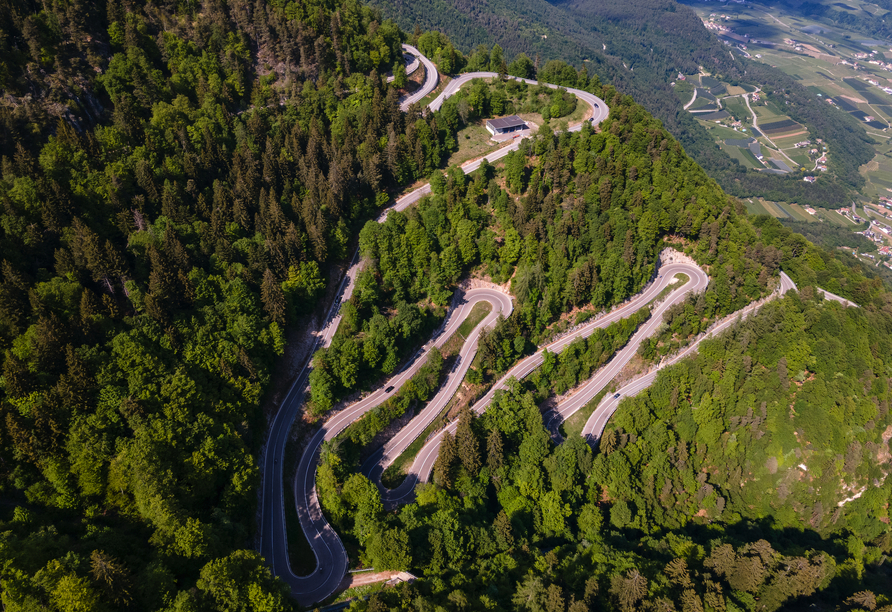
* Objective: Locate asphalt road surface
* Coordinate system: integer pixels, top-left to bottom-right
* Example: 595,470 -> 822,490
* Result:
428,72 -> 610,128
544,266 -> 709,433
385,47 -> 420,83
259,48 -> 611,607
817,287 -> 858,308
779,271 -> 797,295
781,270 -> 857,308
403,263 -> 709,489
579,268 -> 857,443
261,288 -> 510,606
581,287 -> 778,443
398,44 -> 439,112
361,289 -> 513,507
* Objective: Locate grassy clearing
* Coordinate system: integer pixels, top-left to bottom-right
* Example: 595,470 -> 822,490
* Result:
559,387 -> 610,439
446,123 -> 503,167
648,273 -> 689,307
564,98 -> 589,123
440,301 -> 492,356
516,112 -> 545,130
380,301 -> 491,489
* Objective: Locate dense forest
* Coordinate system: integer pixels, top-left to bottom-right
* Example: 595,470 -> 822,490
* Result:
321,230 -> 892,612
781,219 -> 876,252
1,0 -> 891,610
316,85 -> 892,610
310,80 -> 785,413
370,0 -> 876,207
0,0 -> 464,609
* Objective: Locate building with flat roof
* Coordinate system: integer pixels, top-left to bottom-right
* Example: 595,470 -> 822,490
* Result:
486,115 -> 528,136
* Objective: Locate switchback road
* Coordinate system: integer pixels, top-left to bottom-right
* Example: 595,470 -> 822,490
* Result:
262,288 -> 509,605
385,47 -> 420,84
581,286 -> 784,443
580,269 -> 856,443
259,49 -> 609,607
401,261 -> 708,489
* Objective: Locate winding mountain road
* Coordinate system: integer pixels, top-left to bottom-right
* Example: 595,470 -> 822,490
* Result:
398,44 -> 439,112
543,266 -> 709,434
259,49 -> 610,607
581,286 -> 783,443
263,288 -> 510,605
400,262 -> 709,489
579,269 -> 856,443
385,47 -> 421,84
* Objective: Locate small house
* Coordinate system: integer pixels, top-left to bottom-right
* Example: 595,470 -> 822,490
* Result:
486,116 -> 529,136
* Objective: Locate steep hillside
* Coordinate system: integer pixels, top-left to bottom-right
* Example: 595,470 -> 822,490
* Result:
0,1 -> 457,609
318,91 -> 892,612
370,0 -> 876,207
0,0 -> 890,610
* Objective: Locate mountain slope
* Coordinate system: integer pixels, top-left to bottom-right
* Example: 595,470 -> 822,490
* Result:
370,0 -> 876,207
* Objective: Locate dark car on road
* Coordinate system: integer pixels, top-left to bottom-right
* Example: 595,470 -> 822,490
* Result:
385,386 -> 394,393
614,393 -> 621,399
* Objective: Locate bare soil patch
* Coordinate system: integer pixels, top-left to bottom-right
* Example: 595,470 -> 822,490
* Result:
772,129 -> 808,140
840,94 -> 867,104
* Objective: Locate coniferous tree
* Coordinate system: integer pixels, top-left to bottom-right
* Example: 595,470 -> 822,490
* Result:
493,510 -> 514,549
486,427 -> 504,476
433,432 -> 457,489
261,268 -> 286,325
456,405 -> 480,475
90,550 -> 133,607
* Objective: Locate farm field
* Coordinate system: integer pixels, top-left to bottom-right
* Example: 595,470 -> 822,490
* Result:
761,199 -> 793,218
821,208 -> 859,227
743,199 -> 772,216
788,203 -> 819,222
775,201 -> 808,221
722,96 -> 749,120
698,120 -> 751,140
720,142 -> 762,169
686,0 -> 892,218
861,145 -> 892,198
681,62 -> 806,177
745,196 -> 859,230
743,198 -> 820,223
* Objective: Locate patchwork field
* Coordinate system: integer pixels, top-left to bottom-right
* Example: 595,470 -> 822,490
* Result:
721,142 -> 762,169
687,0 -> 892,219
788,203 -> 819,222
